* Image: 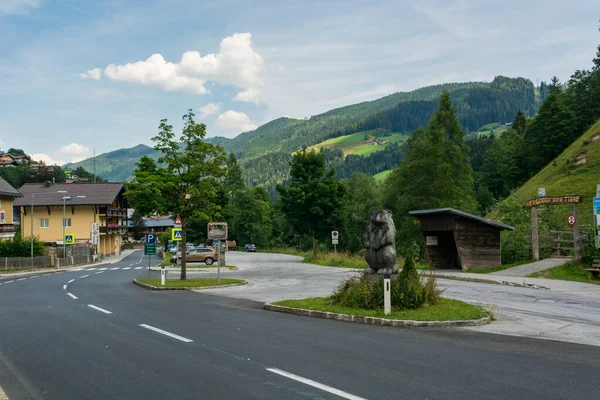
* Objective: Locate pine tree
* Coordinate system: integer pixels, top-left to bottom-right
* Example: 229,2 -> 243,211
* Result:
512,109 -> 527,136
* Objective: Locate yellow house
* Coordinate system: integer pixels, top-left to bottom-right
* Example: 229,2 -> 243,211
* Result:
15,182 -> 127,256
0,177 -> 22,240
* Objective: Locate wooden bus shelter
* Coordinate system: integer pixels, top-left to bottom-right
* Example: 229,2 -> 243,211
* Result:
409,208 -> 514,271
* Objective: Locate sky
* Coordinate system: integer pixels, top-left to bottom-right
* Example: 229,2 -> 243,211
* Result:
0,0 -> 599,165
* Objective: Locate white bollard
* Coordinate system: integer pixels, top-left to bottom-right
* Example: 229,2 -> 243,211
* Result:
384,273 -> 391,315
161,267 -> 166,286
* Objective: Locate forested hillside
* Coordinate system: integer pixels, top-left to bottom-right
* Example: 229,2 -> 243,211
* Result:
68,76 -> 539,187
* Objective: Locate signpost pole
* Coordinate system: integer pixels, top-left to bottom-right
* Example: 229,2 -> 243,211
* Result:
572,203 -> 581,261
531,206 -> 539,261
217,240 -> 221,284
383,273 -> 391,315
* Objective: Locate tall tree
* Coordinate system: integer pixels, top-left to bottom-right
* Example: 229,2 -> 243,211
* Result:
384,92 -> 476,254
277,150 -> 345,258
126,109 -> 227,280
512,109 -> 527,136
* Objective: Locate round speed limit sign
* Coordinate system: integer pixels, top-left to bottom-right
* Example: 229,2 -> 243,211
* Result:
567,214 -> 576,227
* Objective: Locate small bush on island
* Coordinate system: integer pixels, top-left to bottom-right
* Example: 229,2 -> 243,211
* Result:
331,255 -> 440,310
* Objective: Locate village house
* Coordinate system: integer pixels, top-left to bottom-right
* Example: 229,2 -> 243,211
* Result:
0,177 -> 22,240
14,182 -> 128,256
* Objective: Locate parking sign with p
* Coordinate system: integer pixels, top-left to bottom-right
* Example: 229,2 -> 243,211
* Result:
145,233 -> 156,244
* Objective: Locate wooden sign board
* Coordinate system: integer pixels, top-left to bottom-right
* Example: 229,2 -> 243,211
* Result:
525,195 -> 583,208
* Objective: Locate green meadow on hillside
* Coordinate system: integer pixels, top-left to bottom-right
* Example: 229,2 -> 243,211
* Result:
475,122 -> 509,136
374,169 -> 392,181
307,131 -> 406,156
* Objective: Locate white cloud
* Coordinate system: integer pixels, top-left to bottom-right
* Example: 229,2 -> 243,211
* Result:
215,110 -> 257,136
0,0 -> 39,15
104,54 -> 209,94
82,33 -> 263,95
56,143 -> 90,162
234,88 -> 261,105
29,153 -> 66,166
198,103 -> 221,119
80,68 -> 102,80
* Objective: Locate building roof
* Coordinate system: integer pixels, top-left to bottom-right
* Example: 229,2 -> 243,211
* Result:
14,183 -> 124,207
0,177 -> 22,198
408,208 -> 514,231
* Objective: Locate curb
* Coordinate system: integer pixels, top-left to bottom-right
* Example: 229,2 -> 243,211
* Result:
433,275 -> 550,290
133,279 -> 247,291
264,304 -> 491,328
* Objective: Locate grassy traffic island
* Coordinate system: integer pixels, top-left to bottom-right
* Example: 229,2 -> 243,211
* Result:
134,277 -> 247,290
265,256 -> 491,327
271,297 -> 489,323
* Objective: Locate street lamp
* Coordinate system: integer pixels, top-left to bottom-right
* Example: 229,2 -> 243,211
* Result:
30,190 -> 68,267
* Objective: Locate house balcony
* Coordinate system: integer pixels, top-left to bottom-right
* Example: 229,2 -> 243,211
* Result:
99,207 -> 128,218
100,224 -> 128,234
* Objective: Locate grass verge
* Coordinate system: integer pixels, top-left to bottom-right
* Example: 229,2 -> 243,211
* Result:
136,277 -> 245,288
527,261 -> 600,285
263,248 -> 429,270
273,297 -> 489,321
466,260 -> 531,274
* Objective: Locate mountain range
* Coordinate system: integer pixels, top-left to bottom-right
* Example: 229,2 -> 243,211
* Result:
65,76 -> 542,192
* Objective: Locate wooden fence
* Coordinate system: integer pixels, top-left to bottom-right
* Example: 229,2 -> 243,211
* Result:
524,231 -> 590,259
2,256 -> 52,271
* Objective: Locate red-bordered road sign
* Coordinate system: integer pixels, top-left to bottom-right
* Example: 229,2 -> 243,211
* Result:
567,214 -> 577,227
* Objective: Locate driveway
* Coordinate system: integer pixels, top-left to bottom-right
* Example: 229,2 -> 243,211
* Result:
189,252 -> 359,303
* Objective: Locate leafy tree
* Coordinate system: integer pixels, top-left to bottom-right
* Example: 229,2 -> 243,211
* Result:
126,109 -> 227,279
227,187 -> 272,246
7,148 -> 26,156
343,173 -> 382,253
277,150 -> 345,258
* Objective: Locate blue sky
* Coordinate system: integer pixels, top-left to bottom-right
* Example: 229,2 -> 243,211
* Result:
1,0 -> 599,165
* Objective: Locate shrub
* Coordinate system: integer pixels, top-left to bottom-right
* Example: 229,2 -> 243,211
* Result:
331,255 -> 439,310
0,237 -> 45,257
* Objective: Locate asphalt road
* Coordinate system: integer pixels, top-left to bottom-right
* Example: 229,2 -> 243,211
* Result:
2,251 -> 600,399
205,252 -> 600,347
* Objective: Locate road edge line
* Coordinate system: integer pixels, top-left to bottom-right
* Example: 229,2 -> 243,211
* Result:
263,304 -> 491,328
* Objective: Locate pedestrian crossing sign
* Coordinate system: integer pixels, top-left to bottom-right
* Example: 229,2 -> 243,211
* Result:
64,234 -> 75,245
172,228 -> 183,241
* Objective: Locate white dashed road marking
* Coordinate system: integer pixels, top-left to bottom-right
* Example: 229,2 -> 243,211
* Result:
87,268 -> 97,271
17,278 -> 27,281
30,275 -> 39,279
88,304 -> 112,314
95,271 -> 104,275
63,285 -> 67,290
99,267 -> 109,271
135,267 -> 143,270
139,324 -> 193,343
4,280 -> 14,284
80,275 -> 89,279
122,267 -> 131,270
67,293 -> 78,300
68,279 -> 75,284
71,268 -> 83,272
110,267 -> 120,271
266,368 -> 367,400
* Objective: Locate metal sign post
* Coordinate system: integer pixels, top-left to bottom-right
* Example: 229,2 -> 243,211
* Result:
383,273 -> 391,315
217,240 -> 221,284
332,231 -> 339,256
